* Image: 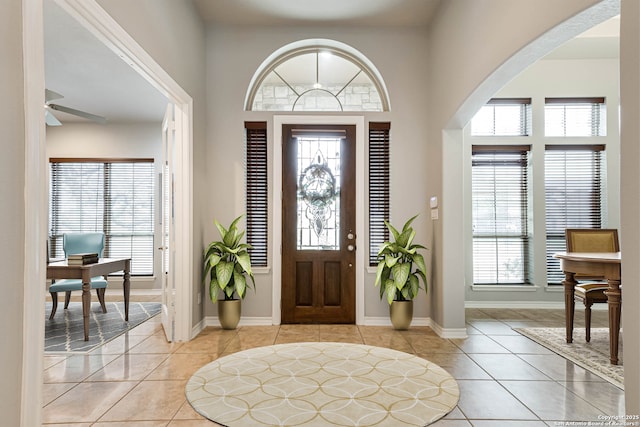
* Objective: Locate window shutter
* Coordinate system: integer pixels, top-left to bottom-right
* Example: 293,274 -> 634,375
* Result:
245,122 -> 268,267
49,159 -> 154,275
544,97 -> 606,137
545,145 -> 604,284
471,98 -> 531,136
471,146 -> 531,284
369,122 -> 390,266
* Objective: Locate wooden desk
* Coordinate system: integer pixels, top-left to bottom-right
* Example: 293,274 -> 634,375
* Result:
554,252 -> 621,364
47,258 -> 131,341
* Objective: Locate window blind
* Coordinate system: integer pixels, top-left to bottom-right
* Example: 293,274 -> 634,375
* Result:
472,146 -> 531,284
545,145 -> 604,284
245,122 -> 268,267
471,98 -> 532,136
49,159 -> 155,275
545,97 -> 606,137
369,122 -> 390,266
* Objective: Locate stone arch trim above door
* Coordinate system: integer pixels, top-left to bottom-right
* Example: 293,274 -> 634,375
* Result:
244,39 -> 391,112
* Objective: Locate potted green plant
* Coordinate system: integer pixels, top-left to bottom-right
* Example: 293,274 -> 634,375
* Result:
374,214 -> 427,330
203,214 -> 255,329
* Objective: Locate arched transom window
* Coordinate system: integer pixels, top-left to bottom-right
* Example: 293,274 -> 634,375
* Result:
245,40 -> 390,112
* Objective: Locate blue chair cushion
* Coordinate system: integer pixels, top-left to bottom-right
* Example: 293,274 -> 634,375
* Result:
49,277 -> 108,293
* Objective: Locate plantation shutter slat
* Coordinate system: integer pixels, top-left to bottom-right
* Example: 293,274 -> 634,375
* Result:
245,121 -> 268,267
472,146 -> 531,284
49,159 -> 154,275
369,122 -> 390,266
545,146 -> 604,284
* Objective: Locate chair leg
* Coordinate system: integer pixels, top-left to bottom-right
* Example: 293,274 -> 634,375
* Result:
585,301 -> 593,342
49,292 -> 58,320
96,288 -> 107,313
64,291 -> 72,309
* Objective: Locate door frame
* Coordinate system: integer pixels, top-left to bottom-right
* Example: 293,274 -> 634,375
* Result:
273,115 -> 365,325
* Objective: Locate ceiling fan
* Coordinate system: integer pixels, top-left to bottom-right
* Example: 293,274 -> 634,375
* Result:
45,89 -> 107,126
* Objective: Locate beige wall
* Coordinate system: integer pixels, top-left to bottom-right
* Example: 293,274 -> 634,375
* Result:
620,0 -> 640,415
96,0 -> 208,327
0,0 -> 25,425
204,25 -> 432,320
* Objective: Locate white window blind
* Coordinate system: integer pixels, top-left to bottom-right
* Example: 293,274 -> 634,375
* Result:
472,146 -> 531,284
471,98 -> 532,136
49,159 -> 155,275
545,97 -> 606,137
545,146 -> 604,284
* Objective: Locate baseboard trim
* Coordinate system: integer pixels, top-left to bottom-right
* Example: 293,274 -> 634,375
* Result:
429,321 -> 468,339
201,316 -> 274,328
465,300 -> 566,309
362,316 -> 430,327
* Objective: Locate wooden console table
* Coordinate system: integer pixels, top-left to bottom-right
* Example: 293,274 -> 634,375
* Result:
554,251 -> 621,365
47,258 -> 131,341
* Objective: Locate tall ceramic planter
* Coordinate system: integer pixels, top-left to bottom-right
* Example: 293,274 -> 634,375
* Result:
390,300 -> 413,330
218,299 -> 241,330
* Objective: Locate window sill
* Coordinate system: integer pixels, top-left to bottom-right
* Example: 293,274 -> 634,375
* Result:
470,284 -> 539,292
253,267 -> 271,275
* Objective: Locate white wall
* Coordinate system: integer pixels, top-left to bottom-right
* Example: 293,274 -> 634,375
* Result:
0,0 -> 26,424
204,24 -> 431,321
46,122 -> 163,289
463,58 -> 620,304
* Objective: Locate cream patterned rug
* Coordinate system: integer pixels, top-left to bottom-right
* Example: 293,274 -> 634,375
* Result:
515,327 -> 623,389
186,342 -> 459,426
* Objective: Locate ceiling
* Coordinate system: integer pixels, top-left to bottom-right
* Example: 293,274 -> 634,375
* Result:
43,0 -> 619,126
192,0 -> 440,27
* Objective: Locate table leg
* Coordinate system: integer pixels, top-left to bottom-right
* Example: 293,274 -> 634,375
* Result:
82,274 -> 91,341
605,278 -> 622,365
123,259 -> 131,321
563,272 -> 577,344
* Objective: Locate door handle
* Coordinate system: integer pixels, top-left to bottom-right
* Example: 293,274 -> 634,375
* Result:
347,244 -> 356,252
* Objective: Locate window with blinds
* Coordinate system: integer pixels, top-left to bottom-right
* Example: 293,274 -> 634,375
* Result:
545,97 -> 606,137
471,98 -> 532,136
472,146 -> 531,284
245,122 -> 268,267
545,145 -> 604,284
49,159 -> 155,275
369,122 -> 390,266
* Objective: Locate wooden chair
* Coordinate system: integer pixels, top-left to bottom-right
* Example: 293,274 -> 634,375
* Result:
565,228 -> 619,342
48,233 -> 108,319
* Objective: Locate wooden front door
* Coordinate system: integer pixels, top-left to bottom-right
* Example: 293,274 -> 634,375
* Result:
282,124 -> 356,323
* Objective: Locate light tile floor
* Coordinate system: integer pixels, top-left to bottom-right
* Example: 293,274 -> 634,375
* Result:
42,308 -> 625,426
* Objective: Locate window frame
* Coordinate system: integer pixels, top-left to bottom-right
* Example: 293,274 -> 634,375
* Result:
544,97 -> 607,137
471,98 -> 532,137
544,144 -> 605,284
471,145 -> 532,285
49,158 -> 155,276
245,122 -> 269,268
368,122 -> 391,266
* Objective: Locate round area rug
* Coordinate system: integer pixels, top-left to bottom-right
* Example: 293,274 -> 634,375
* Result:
186,342 -> 459,426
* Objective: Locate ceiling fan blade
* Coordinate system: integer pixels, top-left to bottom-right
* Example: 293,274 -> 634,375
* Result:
48,103 -> 107,125
45,89 -> 64,103
45,109 -> 62,126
